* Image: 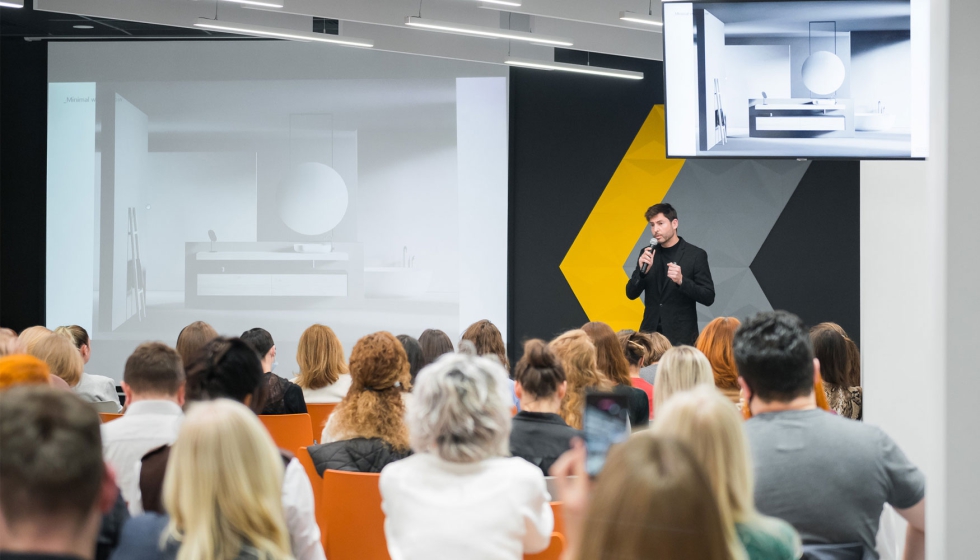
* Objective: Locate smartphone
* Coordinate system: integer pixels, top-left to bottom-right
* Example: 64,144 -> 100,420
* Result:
583,392 -> 631,477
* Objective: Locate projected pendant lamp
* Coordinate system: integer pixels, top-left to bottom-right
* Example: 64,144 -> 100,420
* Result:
801,21 -> 845,97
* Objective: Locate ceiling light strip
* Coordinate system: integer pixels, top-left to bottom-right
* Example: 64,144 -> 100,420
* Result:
480,0 -> 522,7
0,0 -> 24,7
505,57 -> 644,80
619,11 -> 663,27
194,19 -> 373,47
221,0 -> 284,8
405,16 -> 572,47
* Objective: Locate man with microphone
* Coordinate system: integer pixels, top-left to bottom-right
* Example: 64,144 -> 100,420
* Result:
625,203 -> 715,345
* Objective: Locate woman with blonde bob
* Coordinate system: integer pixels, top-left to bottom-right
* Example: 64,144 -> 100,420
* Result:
379,352 -> 553,560
293,324 -> 351,403
549,330 -> 610,430
55,324 -> 122,409
653,345 -> 714,415
111,399 -> 293,560
30,333 -> 85,389
652,385 -> 801,560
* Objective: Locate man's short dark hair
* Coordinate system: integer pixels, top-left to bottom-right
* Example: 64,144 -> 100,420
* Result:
645,203 -> 678,223
733,311 -> 814,402
240,328 -> 275,358
0,386 -> 104,527
123,342 -> 185,396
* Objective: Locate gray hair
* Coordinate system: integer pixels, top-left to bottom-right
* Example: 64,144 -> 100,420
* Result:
407,351 -> 512,463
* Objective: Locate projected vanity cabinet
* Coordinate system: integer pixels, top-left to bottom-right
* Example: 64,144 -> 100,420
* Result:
749,99 -> 855,138
184,242 -> 363,309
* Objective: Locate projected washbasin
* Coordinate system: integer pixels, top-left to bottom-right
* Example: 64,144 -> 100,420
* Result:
364,267 -> 432,298
855,113 -> 896,132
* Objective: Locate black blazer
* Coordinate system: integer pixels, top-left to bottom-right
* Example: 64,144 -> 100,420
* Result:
625,237 -> 715,345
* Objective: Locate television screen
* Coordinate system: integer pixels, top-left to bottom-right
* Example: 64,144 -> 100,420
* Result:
663,0 -> 928,159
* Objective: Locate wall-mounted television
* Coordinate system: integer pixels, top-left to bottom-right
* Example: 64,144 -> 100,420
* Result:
663,0 -> 928,159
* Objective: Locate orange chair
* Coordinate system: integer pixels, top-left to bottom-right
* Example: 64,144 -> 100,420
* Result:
99,412 -> 123,423
307,403 -> 338,438
524,533 -> 565,560
630,377 -> 654,419
321,469 -> 390,560
550,502 -> 565,537
258,414 -> 315,457
298,447 -> 328,552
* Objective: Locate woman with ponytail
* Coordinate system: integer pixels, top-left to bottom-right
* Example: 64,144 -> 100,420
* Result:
509,339 -> 581,475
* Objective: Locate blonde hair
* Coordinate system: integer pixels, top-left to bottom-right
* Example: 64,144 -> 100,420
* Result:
549,330 -> 610,430
54,325 -> 89,349
163,399 -> 292,560
295,324 -> 348,390
0,328 -> 26,357
29,333 -> 83,387
18,326 -> 53,354
653,345 -> 713,413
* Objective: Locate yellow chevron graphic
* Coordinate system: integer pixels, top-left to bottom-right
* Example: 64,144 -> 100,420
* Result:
559,105 -> 684,331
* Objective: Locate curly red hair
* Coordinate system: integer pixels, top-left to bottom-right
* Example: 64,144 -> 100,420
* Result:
696,317 -> 741,392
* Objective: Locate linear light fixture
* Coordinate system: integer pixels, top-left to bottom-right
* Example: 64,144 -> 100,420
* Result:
194,19 -> 373,47
222,0 -> 284,8
480,0 -> 522,7
619,11 -> 663,27
405,16 -> 572,47
505,57 -> 644,80
0,0 -> 24,8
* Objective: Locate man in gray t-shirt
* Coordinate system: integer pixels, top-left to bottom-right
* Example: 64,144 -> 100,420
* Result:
734,312 -> 925,560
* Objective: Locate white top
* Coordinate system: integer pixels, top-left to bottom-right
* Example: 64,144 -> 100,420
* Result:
283,457 -> 327,560
294,373 -> 352,404
380,453 -> 553,560
74,373 -> 122,411
101,400 -> 183,515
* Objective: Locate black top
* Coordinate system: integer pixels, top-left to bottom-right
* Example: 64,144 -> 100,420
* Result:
509,411 -> 581,476
625,237 -> 715,346
309,437 -> 412,474
260,373 -> 307,415
610,384 -> 650,428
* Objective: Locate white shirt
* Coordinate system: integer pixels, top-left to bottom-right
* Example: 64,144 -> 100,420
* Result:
75,373 -> 122,411
294,373 -> 352,404
101,399 -> 183,515
283,457 -> 327,560
380,453 -> 553,560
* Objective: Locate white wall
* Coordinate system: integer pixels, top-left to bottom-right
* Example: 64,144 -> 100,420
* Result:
699,9 -> 726,151
851,32 -> 912,128
723,45 -> 791,130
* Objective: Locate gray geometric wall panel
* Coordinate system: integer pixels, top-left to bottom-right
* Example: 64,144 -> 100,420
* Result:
623,159 -> 810,330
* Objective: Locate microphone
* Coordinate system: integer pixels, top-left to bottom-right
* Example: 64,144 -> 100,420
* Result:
640,238 -> 658,274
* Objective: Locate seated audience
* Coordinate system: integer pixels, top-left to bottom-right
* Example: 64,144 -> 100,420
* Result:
55,325 -> 122,410
0,386 -> 120,560
696,317 -> 742,405
101,342 -> 185,515
640,331 -> 672,385
549,329 -> 610,430
736,311 -> 925,559
653,385 -> 802,560
18,325 -> 53,354
292,324 -> 351,403
653,345 -> 714,415
139,337 -> 324,560
509,339 -> 580,476
380,352 -> 553,560
241,327 -> 307,415
0,354 -> 51,390
110,399 -> 293,560
810,323 -> 863,420
174,321 -> 218,368
617,329 -> 655,418
311,331 -> 412,473
582,321 -> 649,427
396,334 -> 425,384
461,319 -> 518,407
32,333 -> 121,412
551,434 -> 736,560
418,328 -> 454,366
0,327 -> 25,356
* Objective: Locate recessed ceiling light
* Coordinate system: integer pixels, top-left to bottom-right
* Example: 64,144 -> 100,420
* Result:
619,11 -> 663,27
73,25 -> 95,29
505,57 -> 644,80
0,0 -> 25,8
404,16 -> 572,47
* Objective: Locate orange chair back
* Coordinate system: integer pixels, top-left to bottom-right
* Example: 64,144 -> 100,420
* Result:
307,403 -> 338,438
630,377 -> 654,419
99,412 -> 123,423
550,502 -> 565,536
298,447 -> 328,551
258,414 -> 315,456
524,532 -> 565,560
321,469 -> 389,560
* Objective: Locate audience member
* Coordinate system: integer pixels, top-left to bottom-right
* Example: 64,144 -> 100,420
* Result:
32,333 -> 121,411
509,339 -> 580,476
551,435 -> 735,560
0,327 -> 25,356
653,385 -> 802,560
18,325 -> 52,354
653,345 -> 714,414
0,386 -> 119,560
140,337 -> 324,560
0,354 -> 51,390
418,328 -> 454,366
380,352 -> 553,560
110,400 -> 292,560
639,331 -> 672,386
311,332 -> 412,473
293,324 -> 351,404
396,334 -> 425,384
696,317 -> 742,405
101,342 -> 185,515
55,325 -> 122,411
174,321 -> 217,368
616,329 -> 656,419
582,321 -> 649,427
810,323 -> 862,420
549,329 -> 610,430
736,311 -> 925,559
460,319 -> 510,370
241,327 -> 307,415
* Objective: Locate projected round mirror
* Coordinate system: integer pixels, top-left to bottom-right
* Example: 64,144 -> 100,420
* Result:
801,50 -> 846,96
277,162 -> 349,236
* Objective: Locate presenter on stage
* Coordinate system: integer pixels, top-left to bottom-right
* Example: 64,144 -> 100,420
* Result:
625,203 -> 715,346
